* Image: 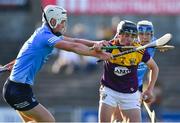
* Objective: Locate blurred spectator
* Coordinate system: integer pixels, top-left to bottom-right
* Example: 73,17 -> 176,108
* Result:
72,23 -> 99,73
96,25 -> 113,40
52,23 -> 96,75
111,16 -> 121,35
82,56 -> 98,73
71,23 -> 88,38
96,16 -> 120,41
96,25 -> 105,40
52,50 -> 82,75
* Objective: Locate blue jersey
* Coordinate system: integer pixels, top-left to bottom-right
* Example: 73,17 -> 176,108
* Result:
10,24 -> 63,85
137,37 -> 156,86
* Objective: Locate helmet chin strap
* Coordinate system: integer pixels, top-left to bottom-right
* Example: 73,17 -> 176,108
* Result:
54,26 -> 66,37
59,26 -> 66,35
43,12 -> 62,37
53,31 -> 62,37
51,19 -> 67,36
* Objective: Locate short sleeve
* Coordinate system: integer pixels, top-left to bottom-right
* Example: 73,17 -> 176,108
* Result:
45,34 -> 64,47
147,47 -> 156,58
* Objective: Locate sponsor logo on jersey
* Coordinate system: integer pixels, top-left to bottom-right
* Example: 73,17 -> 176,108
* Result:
114,66 -> 131,76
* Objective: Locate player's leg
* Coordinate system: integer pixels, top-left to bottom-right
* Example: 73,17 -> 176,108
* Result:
119,91 -> 142,122
112,88 -> 143,122
18,103 -> 55,122
99,85 -> 117,122
2,79 -> 55,122
121,108 -> 141,122
111,106 -> 123,122
17,111 -> 35,122
98,103 -> 116,122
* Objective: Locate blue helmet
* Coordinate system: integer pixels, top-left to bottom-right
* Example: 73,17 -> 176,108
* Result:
137,20 -> 154,34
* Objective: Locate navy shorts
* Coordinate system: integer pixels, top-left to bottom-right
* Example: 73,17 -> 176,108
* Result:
2,79 -> 39,111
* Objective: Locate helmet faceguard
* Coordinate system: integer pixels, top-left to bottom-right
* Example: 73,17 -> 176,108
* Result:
42,5 -> 67,34
137,20 -> 154,44
115,20 -> 137,45
137,20 -> 154,34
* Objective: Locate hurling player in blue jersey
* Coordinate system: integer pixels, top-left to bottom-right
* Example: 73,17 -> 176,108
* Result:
98,20 -> 159,123
137,20 -> 156,94
2,5 -> 112,122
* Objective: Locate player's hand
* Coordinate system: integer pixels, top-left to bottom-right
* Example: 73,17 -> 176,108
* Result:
157,46 -> 169,52
109,38 -> 121,44
99,40 -> 110,46
142,88 -> 155,104
3,63 -> 14,71
91,40 -> 110,51
156,45 -> 175,52
95,51 -> 113,61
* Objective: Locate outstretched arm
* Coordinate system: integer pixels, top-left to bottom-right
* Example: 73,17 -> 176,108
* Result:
63,36 -> 110,51
54,40 -> 112,60
64,36 -> 96,47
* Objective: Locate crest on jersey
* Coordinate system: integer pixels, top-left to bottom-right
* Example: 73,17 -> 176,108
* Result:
114,66 -> 131,76
129,58 -> 136,65
101,93 -> 107,100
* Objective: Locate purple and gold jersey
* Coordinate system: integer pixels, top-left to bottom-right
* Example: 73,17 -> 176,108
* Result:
101,42 -> 150,93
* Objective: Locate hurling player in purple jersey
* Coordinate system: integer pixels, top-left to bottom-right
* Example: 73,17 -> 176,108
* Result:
2,5 -> 112,122
112,20 -> 157,122
98,20 -> 159,122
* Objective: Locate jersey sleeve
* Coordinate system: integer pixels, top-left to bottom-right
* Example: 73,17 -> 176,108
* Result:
45,34 -> 64,47
142,49 -> 151,63
147,47 -> 156,58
